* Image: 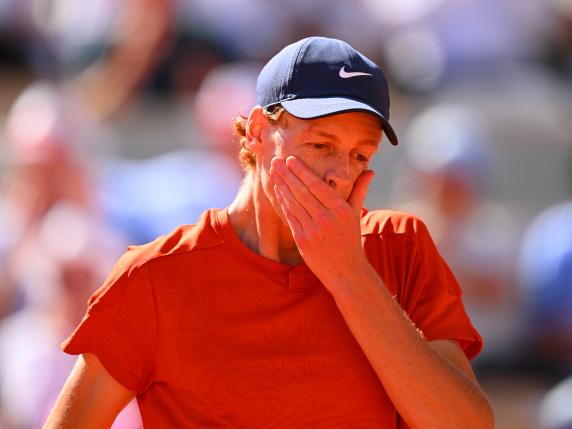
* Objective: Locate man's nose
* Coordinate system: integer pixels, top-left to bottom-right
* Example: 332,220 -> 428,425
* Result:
324,157 -> 353,190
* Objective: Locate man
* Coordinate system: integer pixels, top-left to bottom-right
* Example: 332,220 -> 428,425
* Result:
45,37 -> 494,428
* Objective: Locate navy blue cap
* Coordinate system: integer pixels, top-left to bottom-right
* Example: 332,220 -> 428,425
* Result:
256,37 -> 398,145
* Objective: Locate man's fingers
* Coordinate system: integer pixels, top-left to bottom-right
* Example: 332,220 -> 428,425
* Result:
274,185 -> 304,238
271,157 -> 325,216
272,156 -> 374,216
272,174 -> 313,227
283,156 -> 341,209
348,170 -> 375,214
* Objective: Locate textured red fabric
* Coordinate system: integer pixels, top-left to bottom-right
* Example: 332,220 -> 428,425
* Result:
62,207 -> 482,428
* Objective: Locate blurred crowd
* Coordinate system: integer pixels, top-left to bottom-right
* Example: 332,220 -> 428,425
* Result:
0,0 -> 571,428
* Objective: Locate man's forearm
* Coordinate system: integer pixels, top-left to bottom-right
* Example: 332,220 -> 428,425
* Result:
327,262 -> 494,429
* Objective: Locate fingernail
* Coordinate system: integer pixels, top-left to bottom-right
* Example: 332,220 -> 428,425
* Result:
285,156 -> 297,168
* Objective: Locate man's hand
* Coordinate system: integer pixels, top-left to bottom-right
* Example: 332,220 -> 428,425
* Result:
269,155 -> 375,290
271,155 -> 495,429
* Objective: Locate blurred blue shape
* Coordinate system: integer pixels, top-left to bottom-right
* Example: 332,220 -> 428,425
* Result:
518,200 -> 572,331
102,149 -> 242,245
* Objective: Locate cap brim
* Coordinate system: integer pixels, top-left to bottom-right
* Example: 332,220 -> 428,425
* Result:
280,97 -> 398,145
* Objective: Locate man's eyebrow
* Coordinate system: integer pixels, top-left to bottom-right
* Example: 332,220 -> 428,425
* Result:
356,139 -> 380,147
300,128 -> 381,147
300,129 -> 340,142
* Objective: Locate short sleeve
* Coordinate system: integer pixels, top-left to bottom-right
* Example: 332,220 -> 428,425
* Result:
402,220 -> 483,360
61,249 -> 158,393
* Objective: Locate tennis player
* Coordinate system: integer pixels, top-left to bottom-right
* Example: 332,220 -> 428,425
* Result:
45,37 -> 494,429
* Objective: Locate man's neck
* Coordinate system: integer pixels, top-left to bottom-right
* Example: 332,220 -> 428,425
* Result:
228,171 -> 302,265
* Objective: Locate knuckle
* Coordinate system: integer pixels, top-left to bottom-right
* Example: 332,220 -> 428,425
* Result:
316,211 -> 333,226
291,183 -> 307,198
305,220 -> 321,235
296,233 -> 310,246
307,177 -> 324,191
301,186 -> 314,199
334,199 -> 349,211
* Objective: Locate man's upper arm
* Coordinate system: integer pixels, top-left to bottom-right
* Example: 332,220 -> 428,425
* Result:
44,353 -> 135,429
428,339 -> 478,384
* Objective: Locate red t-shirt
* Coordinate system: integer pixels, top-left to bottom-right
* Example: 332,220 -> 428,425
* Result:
62,207 -> 482,428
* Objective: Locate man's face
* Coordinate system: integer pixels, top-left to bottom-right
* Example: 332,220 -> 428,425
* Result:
257,110 -> 382,219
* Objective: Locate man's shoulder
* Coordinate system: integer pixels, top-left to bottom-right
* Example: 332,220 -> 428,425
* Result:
360,208 -> 429,239
118,209 -> 225,271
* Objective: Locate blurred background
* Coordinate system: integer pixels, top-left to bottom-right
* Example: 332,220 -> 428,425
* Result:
0,0 -> 571,427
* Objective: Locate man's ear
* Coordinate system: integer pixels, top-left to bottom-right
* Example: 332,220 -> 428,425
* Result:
246,106 -> 266,154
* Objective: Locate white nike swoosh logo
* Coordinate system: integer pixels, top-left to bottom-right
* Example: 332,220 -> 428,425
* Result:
339,66 -> 373,78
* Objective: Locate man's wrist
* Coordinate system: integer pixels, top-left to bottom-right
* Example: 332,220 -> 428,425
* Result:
321,256 -> 379,298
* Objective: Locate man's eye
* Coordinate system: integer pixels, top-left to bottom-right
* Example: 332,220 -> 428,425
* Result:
312,143 -> 327,150
356,154 -> 369,163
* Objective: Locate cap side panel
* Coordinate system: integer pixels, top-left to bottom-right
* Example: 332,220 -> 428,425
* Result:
256,39 -> 309,106
287,37 -> 314,100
